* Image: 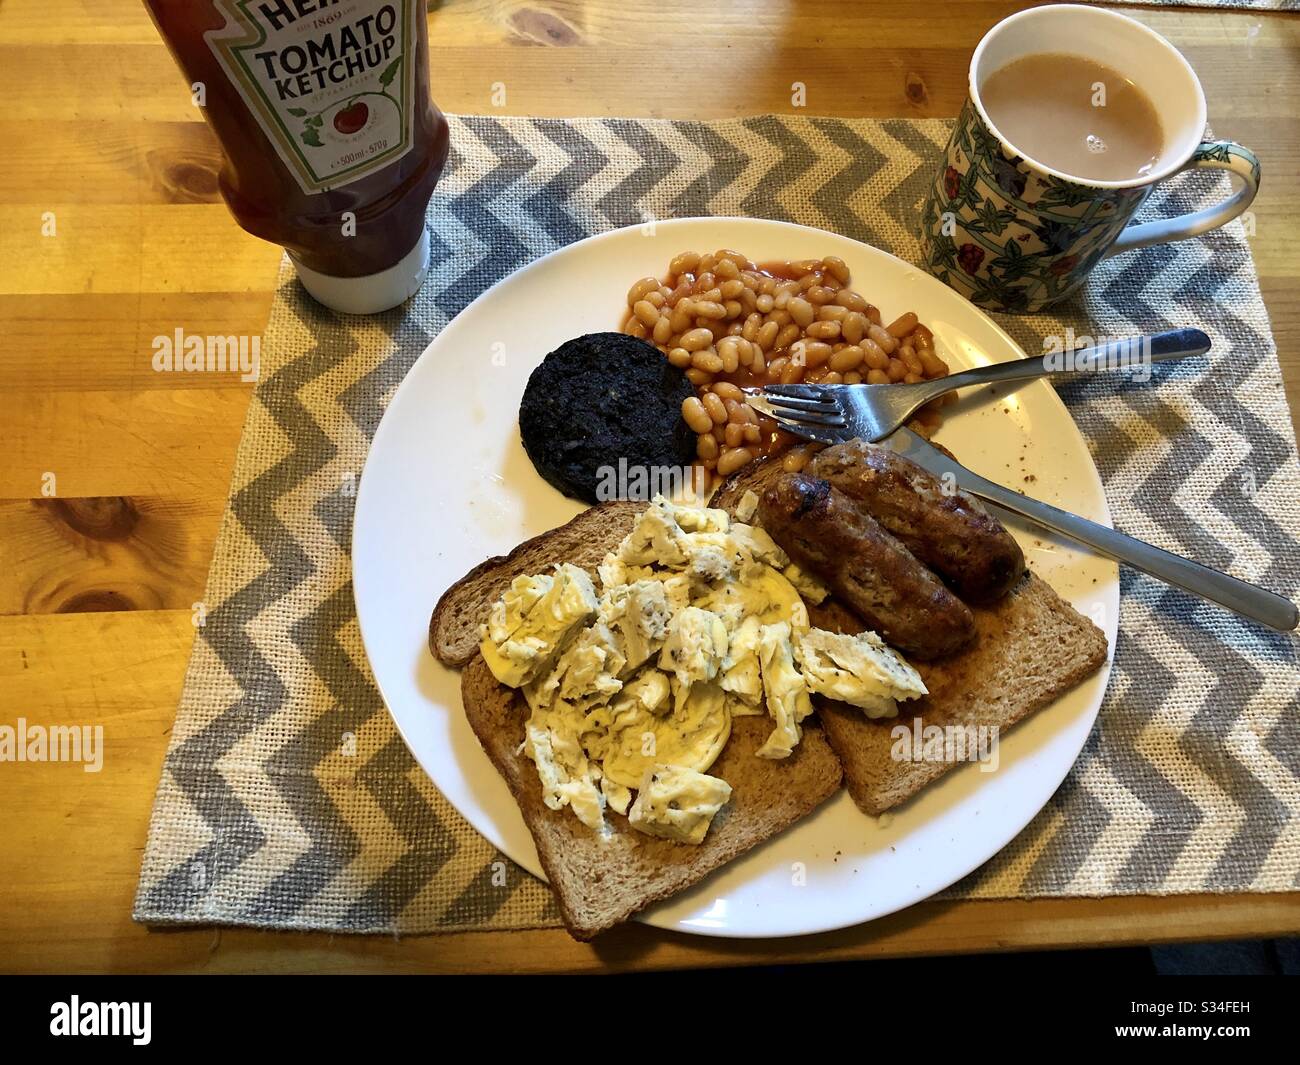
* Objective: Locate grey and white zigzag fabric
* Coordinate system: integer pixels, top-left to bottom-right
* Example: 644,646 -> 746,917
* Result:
135,115 -> 1300,934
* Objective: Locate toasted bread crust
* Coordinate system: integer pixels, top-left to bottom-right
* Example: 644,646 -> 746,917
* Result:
429,500 -> 643,667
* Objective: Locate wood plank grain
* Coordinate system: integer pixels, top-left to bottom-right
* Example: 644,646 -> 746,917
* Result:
0,293 -> 275,393
0,388 -> 251,499
0,121 -> 224,205
2,11 -> 1296,122
0,204 -> 278,295
0,496 -> 223,615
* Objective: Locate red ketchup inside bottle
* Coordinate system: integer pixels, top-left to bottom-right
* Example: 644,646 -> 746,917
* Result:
146,0 -> 450,314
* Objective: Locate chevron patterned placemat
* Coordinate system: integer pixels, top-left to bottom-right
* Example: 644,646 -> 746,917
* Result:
134,114 -> 1300,935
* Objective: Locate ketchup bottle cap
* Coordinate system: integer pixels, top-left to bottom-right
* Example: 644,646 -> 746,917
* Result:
290,228 -> 430,315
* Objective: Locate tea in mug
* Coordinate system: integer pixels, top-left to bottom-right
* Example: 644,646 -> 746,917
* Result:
980,53 -> 1164,183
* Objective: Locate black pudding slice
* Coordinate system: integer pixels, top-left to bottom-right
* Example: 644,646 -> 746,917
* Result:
519,332 -> 697,504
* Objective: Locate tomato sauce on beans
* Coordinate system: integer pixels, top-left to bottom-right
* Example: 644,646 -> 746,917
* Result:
621,249 -> 952,488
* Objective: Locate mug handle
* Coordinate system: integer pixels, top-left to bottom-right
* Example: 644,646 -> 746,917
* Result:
1105,140 -> 1260,257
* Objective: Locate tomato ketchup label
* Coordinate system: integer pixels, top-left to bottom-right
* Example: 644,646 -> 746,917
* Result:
205,0 -> 418,194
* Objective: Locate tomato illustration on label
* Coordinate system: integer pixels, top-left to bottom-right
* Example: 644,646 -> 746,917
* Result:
285,57 -> 401,148
334,102 -> 370,135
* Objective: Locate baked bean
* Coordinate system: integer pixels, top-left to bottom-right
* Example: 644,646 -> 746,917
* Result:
725,423 -> 744,448
886,311 -> 918,338
756,320 -> 779,352
652,317 -> 672,345
756,293 -> 775,313
769,308 -> 792,327
807,286 -> 836,305
742,312 -> 762,342
780,361 -> 804,384
743,423 -> 761,444
628,277 -> 659,305
750,348 -> 766,376
887,358 -> 907,382
862,338 -> 889,370
702,391 -> 728,424
646,290 -> 666,308
807,320 -> 841,340
817,304 -> 848,322
667,346 -> 692,368
717,447 -> 754,476
669,252 -> 700,276
903,372 -> 923,384
822,372 -> 843,384
829,345 -> 865,372
717,337 -> 740,374
720,278 -> 745,300
682,396 -> 712,433
697,433 -> 719,460
782,448 -> 810,473
803,341 -> 833,368
844,371 -> 863,384
866,305 -> 882,325
866,368 -> 889,385
868,323 -> 897,354
775,323 -> 802,350
715,257 -> 740,280
686,368 -> 713,387
724,300 -> 743,318
835,289 -> 868,313
693,349 -> 724,373
842,311 -> 866,345
822,256 -> 851,284
899,344 -> 923,375
625,319 -> 647,338
788,297 -> 815,328
920,350 -> 948,377
680,327 -> 714,351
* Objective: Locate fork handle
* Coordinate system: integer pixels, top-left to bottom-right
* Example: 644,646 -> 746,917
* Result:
958,468 -> 1298,632
918,327 -> 1210,399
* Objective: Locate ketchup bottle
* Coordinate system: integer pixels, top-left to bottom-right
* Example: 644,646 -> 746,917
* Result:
145,0 -> 450,314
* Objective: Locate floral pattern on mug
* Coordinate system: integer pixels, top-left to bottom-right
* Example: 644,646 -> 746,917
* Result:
920,100 -> 1148,312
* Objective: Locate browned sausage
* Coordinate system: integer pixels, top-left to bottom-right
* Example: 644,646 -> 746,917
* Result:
808,439 -> 1024,604
758,473 -> 976,659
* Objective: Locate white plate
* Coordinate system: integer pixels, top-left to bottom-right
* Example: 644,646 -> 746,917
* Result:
353,218 -> 1118,939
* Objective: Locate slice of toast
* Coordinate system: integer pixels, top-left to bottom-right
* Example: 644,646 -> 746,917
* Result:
714,457 -> 1109,816
461,652 -> 843,939
430,501 -> 643,667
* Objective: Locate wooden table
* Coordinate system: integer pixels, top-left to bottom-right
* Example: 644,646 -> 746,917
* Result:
0,0 -> 1296,974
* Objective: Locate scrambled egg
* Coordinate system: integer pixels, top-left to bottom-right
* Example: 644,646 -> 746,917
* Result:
479,496 -> 926,845
629,764 -> 733,845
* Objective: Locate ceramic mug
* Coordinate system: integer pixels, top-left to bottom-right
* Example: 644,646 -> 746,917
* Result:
919,4 -> 1259,313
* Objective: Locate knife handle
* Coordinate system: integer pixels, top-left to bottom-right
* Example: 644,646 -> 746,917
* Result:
960,469 -> 1298,632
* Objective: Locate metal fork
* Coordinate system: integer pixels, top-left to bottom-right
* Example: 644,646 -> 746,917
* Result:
747,327 -> 1210,443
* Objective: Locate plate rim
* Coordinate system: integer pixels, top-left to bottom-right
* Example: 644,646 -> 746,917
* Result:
352,215 -> 1118,939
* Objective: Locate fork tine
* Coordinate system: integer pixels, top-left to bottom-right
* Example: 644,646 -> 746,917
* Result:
746,397 -> 852,443
758,392 -> 840,414
745,395 -> 845,426
763,408 -> 850,445
763,383 -> 831,401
